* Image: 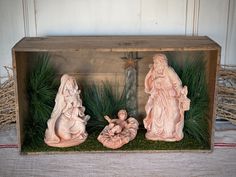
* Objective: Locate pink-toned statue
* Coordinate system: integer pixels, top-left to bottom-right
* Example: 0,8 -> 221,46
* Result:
97,110 -> 139,149
143,54 -> 190,141
44,74 -> 90,147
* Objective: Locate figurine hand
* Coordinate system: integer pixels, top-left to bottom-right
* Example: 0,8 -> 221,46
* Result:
104,115 -> 112,123
182,99 -> 190,110
108,123 -> 115,129
145,87 -> 152,94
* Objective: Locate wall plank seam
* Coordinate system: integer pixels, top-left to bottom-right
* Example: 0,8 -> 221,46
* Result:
22,0 -> 37,37
225,0 -> 233,64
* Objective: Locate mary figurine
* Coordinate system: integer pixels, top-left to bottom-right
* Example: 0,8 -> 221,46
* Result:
44,74 -> 90,147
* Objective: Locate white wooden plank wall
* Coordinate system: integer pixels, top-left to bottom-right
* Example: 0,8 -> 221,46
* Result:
0,0 -> 25,79
0,0 -> 235,77
226,0 -> 236,65
198,0 -> 230,64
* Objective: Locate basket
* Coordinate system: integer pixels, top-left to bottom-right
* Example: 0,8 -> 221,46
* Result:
0,66 -> 16,127
217,65 -> 236,125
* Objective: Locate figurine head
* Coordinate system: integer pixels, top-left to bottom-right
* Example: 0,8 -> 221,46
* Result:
117,109 -> 128,121
153,54 -> 168,74
60,74 -> 78,96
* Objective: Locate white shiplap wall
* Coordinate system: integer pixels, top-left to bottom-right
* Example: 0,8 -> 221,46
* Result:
198,0 -> 230,64
0,0 -> 235,77
226,0 -> 236,65
32,0 -> 187,35
0,0 -> 25,78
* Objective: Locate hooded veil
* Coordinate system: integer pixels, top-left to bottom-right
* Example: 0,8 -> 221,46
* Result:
44,74 -> 70,144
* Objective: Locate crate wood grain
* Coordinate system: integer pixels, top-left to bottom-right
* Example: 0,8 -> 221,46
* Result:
13,36 -> 220,52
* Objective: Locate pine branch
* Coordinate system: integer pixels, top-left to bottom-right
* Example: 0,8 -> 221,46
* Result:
24,54 -> 58,147
167,52 -> 209,145
81,81 -> 130,133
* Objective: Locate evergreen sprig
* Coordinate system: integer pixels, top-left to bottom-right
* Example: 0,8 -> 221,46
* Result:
24,54 -> 58,146
81,82 -> 129,133
167,52 -> 209,145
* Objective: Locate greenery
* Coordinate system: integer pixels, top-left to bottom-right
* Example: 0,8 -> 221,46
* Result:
24,54 -> 58,147
81,82 -> 130,133
167,52 -> 209,145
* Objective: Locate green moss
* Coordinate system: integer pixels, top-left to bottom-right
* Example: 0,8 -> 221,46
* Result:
22,128 -> 209,153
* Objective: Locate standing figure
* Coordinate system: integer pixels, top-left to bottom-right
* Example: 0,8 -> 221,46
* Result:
97,110 -> 139,149
143,54 -> 190,141
44,74 -> 90,147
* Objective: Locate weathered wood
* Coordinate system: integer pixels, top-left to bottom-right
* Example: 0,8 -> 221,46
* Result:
48,51 -> 125,73
125,66 -> 137,117
13,52 -> 29,151
13,36 -> 220,52
208,50 -> 221,150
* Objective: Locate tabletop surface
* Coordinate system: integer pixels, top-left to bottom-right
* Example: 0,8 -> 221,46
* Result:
0,124 -> 235,177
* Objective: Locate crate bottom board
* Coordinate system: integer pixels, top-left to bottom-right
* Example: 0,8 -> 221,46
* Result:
21,129 -> 210,153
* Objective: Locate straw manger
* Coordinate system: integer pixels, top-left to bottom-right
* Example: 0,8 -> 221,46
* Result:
0,66 -> 16,127
217,65 -> 236,125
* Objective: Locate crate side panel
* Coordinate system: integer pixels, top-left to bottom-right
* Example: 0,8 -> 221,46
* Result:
14,52 -> 30,150
208,50 -> 220,149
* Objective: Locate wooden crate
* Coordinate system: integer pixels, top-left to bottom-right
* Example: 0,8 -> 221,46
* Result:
12,36 -> 220,153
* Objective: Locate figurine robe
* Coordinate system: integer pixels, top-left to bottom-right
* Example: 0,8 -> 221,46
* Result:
143,54 -> 190,141
44,74 -> 90,147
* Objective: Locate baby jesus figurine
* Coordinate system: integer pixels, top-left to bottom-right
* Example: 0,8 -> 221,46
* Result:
97,110 -> 139,149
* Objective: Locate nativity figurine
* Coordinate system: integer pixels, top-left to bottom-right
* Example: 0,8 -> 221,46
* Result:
97,109 -> 139,149
143,54 -> 190,142
44,74 -> 90,147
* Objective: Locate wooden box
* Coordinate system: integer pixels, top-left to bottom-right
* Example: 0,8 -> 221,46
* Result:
12,36 -> 220,153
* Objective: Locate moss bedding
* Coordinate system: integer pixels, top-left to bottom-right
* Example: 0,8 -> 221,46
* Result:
22,128 -> 210,153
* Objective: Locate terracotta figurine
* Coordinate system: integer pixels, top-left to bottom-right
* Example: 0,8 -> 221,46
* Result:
143,54 -> 190,141
97,110 -> 139,149
44,74 -> 90,147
